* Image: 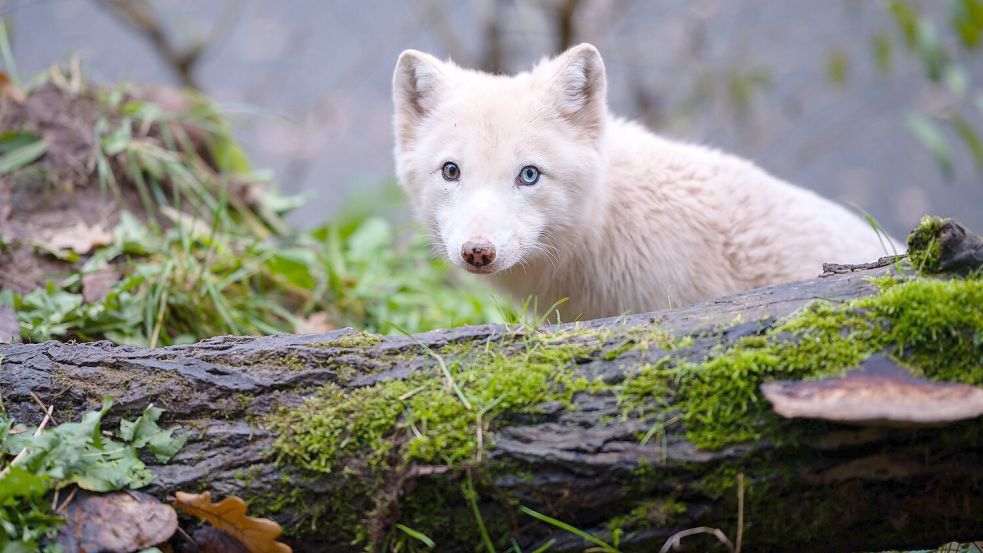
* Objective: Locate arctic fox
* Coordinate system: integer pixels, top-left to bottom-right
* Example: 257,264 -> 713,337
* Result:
392,43 -> 897,321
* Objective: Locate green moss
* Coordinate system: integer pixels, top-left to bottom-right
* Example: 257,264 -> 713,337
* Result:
310,330 -> 383,349
620,274 -> 983,449
268,332 -> 599,474
263,329 -> 611,543
906,215 -> 949,273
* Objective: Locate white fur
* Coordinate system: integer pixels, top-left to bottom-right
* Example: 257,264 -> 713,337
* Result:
392,44 -> 900,321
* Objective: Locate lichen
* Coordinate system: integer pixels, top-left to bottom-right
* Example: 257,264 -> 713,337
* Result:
906,215 -> 950,273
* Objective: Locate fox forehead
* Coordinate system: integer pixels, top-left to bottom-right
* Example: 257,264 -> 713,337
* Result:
414,79 -> 567,172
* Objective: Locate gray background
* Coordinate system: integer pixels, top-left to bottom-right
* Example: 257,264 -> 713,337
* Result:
4,0 -> 983,238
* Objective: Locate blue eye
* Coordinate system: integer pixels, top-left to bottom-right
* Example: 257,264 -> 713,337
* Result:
518,165 -> 540,186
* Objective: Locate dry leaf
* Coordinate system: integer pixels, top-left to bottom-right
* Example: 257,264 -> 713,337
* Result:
82,267 -> 121,303
56,490 -> 178,553
173,491 -> 292,553
45,222 -> 115,254
295,312 -> 335,334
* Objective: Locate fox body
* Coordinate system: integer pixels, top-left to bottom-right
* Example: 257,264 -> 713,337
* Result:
392,43 -> 895,321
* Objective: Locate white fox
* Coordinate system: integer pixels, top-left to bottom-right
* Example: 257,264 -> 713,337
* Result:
392,43 -> 898,321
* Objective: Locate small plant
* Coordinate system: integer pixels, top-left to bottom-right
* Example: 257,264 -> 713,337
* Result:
0,400 -> 185,551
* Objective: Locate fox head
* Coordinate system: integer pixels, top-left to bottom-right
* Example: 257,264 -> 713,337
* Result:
392,43 -> 609,277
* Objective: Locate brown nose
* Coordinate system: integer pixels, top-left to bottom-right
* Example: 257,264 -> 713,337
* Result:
461,240 -> 496,268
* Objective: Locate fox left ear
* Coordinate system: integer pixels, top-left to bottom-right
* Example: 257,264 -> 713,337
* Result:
544,43 -> 607,133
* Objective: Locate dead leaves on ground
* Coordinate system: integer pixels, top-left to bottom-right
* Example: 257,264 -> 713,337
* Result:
174,491 -> 292,553
50,488 -> 290,553
56,490 -> 177,553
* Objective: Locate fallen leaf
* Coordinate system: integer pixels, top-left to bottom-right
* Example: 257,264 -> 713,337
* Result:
0,304 -> 19,343
82,267 -> 121,303
56,490 -> 178,553
45,222 -> 115,255
761,354 -> 983,426
295,312 -> 335,334
173,492 -> 291,553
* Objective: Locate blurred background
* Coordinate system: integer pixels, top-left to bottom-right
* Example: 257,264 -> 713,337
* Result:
4,0 -> 983,238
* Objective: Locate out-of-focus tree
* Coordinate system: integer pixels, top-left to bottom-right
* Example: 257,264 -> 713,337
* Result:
840,0 -> 983,178
95,0 -> 243,90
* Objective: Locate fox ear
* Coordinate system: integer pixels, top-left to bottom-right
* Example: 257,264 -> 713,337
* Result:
393,50 -> 448,145
544,43 -> 607,132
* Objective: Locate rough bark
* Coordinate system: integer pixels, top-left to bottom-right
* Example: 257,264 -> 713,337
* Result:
2,265 -> 982,553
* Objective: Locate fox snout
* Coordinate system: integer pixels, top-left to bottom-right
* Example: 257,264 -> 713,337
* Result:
461,239 -> 496,269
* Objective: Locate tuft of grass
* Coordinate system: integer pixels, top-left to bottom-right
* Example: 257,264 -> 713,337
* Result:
906,215 -> 950,273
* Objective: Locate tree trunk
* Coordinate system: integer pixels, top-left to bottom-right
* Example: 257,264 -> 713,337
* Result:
2,263 -> 982,553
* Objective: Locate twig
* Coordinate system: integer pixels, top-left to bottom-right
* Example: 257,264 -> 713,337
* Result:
56,485 -> 78,513
659,526 -> 735,553
0,403 -> 53,477
29,391 -> 58,425
820,255 -> 906,277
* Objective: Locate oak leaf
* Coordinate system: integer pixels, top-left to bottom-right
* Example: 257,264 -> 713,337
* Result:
173,491 -> 291,553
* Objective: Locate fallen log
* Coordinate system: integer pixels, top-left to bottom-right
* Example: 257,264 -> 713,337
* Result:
2,220 -> 982,553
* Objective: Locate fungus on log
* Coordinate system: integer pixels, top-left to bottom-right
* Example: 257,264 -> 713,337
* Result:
2,219 -> 982,553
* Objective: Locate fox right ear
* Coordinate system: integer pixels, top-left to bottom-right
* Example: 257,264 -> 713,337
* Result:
393,50 -> 447,144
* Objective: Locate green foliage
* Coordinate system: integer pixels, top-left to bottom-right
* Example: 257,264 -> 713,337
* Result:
0,401 -> 184,551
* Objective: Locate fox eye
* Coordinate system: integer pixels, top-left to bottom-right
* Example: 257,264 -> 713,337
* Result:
441,162 -> 461,181
518,165 -> 540,186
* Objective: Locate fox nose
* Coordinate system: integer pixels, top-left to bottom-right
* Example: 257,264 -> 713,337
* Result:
462,239 -> 496,268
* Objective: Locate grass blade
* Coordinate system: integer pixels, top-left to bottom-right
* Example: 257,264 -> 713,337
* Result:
464,475 -> 496,553
519,505 -> 620,553
0,137 -> 46,175
395,524 -> 435,549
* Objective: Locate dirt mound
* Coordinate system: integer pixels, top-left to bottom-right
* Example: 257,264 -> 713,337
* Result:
0,76 -> 267,294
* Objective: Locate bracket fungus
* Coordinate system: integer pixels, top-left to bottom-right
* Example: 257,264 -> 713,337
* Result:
761,355 -> 983,426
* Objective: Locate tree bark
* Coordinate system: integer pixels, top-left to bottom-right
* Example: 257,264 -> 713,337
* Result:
2,264 -> 982,553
